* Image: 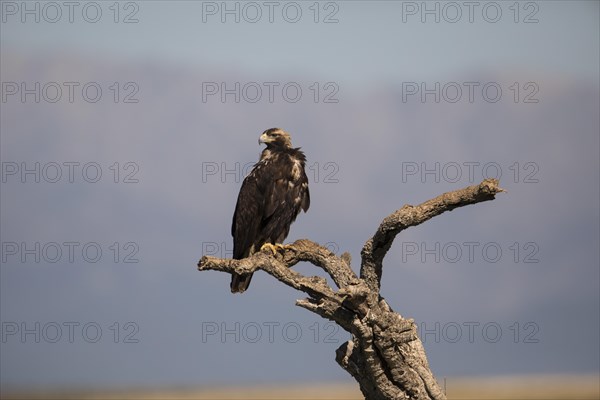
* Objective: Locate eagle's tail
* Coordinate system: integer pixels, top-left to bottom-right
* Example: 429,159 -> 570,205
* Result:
230,272 -> 253,293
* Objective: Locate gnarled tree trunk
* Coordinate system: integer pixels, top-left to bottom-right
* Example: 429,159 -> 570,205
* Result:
198,179 -> 504,400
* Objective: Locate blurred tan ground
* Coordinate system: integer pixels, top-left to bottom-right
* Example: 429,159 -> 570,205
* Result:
2,375 -> 598,399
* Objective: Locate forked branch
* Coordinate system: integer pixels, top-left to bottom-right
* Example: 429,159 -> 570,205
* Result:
360,178 -> 505,292
198,179 -> 504,400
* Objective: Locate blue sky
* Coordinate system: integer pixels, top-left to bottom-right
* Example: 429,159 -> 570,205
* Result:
4,1 -> 599,84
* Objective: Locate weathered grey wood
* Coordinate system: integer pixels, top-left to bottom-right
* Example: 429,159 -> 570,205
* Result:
360,178 -> 505,293
198,179 -> 504,400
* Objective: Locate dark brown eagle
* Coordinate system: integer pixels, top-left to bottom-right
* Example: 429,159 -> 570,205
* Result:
230,128 -> 310,293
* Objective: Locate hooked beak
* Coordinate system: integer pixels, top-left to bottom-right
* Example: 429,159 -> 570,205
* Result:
258,132 -> 269,145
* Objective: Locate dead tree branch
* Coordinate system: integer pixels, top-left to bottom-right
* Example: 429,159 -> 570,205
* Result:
360,178 -> 505,293
198,179 -> 504,400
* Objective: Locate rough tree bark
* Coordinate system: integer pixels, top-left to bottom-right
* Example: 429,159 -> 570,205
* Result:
198,179 -> 504,400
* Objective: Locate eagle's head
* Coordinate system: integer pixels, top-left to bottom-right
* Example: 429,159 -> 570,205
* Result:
259,128 -> 292,148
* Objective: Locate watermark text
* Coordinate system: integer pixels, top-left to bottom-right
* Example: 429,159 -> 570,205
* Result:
2,321 -> 139,343
1,1 -> 140,23
401,161 -> 539,184
2,82 -> 140,103
401,2 -> 539,24
201,161 -> 339,183
2,241 -> 140,264
2,162 -> 140,184
201,1 -> 339,23
201,82 -> 339,103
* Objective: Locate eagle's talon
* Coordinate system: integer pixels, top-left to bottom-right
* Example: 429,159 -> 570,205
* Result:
260,243 -> 292,255
260,242 -> 280,255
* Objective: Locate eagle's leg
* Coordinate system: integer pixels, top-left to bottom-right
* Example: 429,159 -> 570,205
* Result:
260,242 -> 290,255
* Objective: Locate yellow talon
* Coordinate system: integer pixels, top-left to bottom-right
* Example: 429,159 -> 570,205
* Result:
260,243 -> 288,255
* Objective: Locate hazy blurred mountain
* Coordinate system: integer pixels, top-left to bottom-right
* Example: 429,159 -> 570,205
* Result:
1,49 -> 598,389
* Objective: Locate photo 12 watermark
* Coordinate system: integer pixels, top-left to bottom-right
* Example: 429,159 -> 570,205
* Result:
418,321 -> 540,344
400,1 -> 539,24
201,1 -> 340,24
400,81 -> 539,104
1,1 -> 140,24
401,161 -> 539,184
1,241 -> 140,264
400,241 -> 540,264
201,161 -> 339,184
1,321 -> 140,343
201,321 -> 343,344
201,81 -> 339,104
1,162 -> 140,184
201,241 -> 340,259
1,82 -> 140,104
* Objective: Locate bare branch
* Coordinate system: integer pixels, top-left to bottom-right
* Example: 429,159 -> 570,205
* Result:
280,239 -> 359,288
360,178 -> 505,293
199,249 -> 338,302
197,179 -> 503,400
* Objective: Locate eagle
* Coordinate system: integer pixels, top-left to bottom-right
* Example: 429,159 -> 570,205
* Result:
230,128 -> 310,293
